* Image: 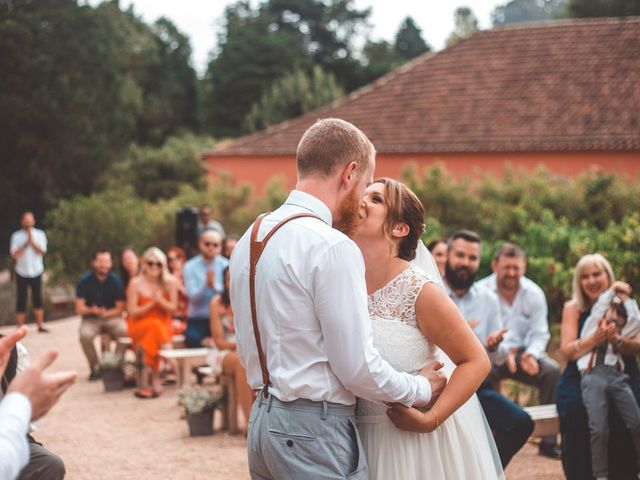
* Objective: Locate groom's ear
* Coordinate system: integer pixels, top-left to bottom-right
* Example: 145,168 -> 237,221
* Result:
392,223 -> 410,238
340,161 -> 358,188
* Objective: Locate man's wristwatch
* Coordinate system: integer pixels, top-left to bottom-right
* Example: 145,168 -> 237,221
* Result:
614,335 -> 623,351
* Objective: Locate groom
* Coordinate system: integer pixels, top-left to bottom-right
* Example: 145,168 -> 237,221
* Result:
230,118 -> 446,479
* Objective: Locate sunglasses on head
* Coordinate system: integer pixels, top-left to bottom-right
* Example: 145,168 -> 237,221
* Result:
146,260 -> 162,268
167,256 -> 178,262
204,241 -> 220,248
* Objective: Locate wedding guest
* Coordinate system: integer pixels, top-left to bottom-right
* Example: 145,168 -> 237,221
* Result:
197,204 -> 225,237
478,242 -> 562,459
427,238 -> 447,277
127,247 -> 177,398
167,246 -> 188,326
556,254 -> 640,479
222,235 -> 238,260
0,327 -> 76,480
183,230 -> 229,348
118,246 -> 139,296
442,230 -> 533,467
76,250 -> 127,380
10,212 -> 48,332
1,340 -> 65,480
206,267 -> 253,428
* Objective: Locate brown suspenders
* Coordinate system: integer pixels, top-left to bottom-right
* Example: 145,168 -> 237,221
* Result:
249,212 -> 324,398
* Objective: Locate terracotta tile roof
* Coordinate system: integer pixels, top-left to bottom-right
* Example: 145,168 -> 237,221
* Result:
210,17 -> 640,156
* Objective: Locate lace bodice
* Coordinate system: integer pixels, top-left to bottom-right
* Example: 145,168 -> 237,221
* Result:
358,264 -> 440,417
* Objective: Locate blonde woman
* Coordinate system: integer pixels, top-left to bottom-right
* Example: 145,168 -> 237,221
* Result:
556,254 -> 640,479
127,247 -> 178,398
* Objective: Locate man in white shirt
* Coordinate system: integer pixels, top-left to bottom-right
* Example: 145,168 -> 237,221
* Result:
10,212 -> 48,332
477,242 -> 561,459
197,204 -> 225,237
230,118 -> 445,479
443,230 -> 533,467
0,327 -> 77,480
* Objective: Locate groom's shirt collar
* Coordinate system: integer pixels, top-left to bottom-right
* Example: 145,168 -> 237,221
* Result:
283,190 -> 333,226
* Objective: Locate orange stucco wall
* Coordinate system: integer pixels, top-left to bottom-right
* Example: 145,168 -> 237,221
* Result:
207,151 -> 640,195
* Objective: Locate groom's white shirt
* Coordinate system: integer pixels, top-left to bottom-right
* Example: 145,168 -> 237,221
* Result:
230,190 -> 432,406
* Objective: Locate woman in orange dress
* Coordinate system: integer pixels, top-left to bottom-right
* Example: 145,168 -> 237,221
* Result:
127,247 -> 178,398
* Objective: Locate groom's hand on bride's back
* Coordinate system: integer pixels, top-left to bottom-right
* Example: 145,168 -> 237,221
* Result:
418,360 -> 447,408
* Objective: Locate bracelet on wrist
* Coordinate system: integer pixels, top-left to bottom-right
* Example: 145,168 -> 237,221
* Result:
574,339 -> 582,352
430,409 -> 439,429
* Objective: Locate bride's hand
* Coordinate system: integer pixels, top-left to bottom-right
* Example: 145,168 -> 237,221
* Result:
385,403 -> 437,433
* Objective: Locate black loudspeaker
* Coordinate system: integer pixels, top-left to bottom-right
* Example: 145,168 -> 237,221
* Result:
175,208 -> 199,258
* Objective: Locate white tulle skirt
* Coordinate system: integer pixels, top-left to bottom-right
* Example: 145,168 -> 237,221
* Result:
357,393 -> 504,480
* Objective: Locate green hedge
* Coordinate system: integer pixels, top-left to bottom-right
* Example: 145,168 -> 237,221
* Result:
47,164 -> 640,324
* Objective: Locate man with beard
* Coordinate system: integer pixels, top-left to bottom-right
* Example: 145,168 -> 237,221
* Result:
444,230 -> 534,467
478,242 -> 562,459
230,118 -> 446,480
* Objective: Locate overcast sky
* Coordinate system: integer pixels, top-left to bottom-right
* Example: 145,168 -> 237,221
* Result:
115,0 -> 502,74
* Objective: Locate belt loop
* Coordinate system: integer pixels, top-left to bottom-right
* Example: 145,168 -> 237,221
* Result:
321,400 -> 328,420
267,393 -> 274,412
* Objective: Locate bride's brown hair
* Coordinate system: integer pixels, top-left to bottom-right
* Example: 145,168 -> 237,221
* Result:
374,178 -> 425,261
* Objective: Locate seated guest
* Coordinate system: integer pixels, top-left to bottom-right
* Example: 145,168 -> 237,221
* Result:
427,238 -> 447,277
206,267 -> 253,428
221,235 -> 238,260
76,250 -> 127,380
167,246 -> 188,333
478,242 -> 562,459
557,254 -> 640,479
127,247 -> 177,398
443,230 -> 533,467
183,230 -> 229,348
118,246 -> 139,297
1,340 -> 65,480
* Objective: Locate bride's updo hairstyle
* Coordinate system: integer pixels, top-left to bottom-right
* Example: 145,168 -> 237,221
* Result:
374,177 -> 425,261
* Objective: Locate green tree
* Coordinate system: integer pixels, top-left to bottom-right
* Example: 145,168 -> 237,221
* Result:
0,0 -> 140,254
394,16 -> 430,61
492,0 -> 567,25
203,0 -> 372,137
446,7 -> 479,47
102,134 -> 212,201
203,2 -> 308,137
567,0 -> 640,17
243,66 -> 344,132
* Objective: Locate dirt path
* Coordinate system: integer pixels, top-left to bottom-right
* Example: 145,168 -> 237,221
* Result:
3,317 -> 564,479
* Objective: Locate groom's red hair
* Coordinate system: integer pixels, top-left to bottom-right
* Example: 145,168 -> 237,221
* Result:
296,118 -> 375,180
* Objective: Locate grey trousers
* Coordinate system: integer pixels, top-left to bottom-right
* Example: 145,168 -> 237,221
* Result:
247,395 -> 367,480
18,439 -> 65,480
489,354 -> 561,445
581,365 -> 640,477
79,316 -> 128,371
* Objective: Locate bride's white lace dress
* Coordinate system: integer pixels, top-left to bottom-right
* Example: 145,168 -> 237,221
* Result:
356,264 -> 504,479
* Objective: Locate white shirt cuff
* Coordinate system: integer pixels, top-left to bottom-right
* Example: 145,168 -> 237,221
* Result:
412,375 -> 432,407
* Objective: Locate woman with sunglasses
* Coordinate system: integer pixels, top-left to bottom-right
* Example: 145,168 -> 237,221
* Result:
127,247 -> 178,398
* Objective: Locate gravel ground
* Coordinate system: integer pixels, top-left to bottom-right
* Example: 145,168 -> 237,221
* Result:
4,316 -> 564,479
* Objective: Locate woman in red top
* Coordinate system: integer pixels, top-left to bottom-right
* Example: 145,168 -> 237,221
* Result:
127,247 -> 178,398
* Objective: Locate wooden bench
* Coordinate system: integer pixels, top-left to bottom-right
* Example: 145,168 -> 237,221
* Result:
197,366 -> 240,435
524,404 -> 559,438
159,348 -> 209,387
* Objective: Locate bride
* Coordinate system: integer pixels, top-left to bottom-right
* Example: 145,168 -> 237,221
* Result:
353,178 -> 504,479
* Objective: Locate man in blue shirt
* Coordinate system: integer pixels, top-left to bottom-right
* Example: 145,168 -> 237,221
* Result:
75,250 -> 126,380
443,230 -> 533,467
183,229 -> 229,347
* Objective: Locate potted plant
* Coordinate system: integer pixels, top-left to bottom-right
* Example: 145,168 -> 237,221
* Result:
97,352 -> 125,392
178,385 -> 224,437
